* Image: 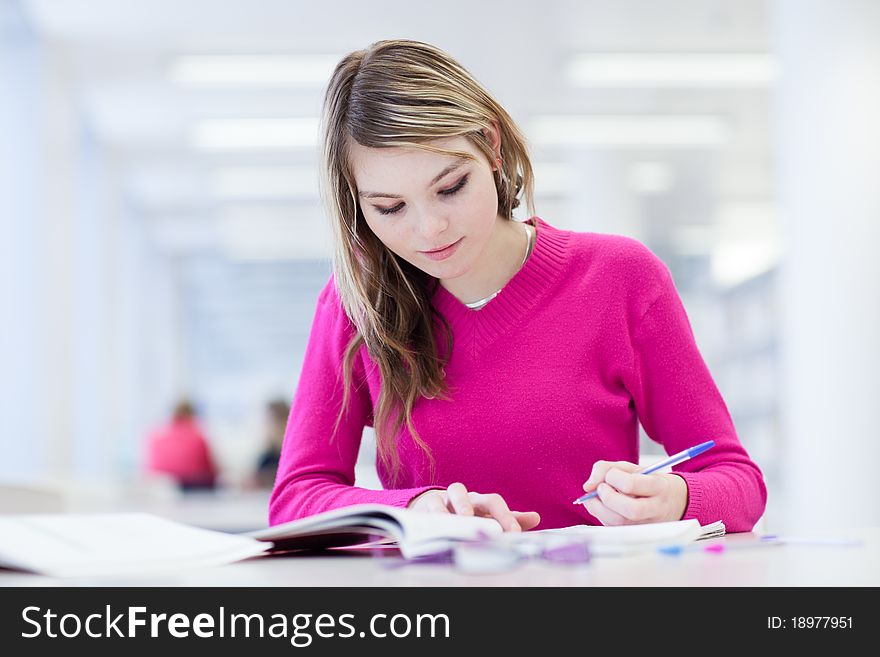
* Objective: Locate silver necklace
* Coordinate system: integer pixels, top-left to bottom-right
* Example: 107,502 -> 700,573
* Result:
464,223 -> 534,310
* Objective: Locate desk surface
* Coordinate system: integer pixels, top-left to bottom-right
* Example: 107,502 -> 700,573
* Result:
2,527 -> 878,587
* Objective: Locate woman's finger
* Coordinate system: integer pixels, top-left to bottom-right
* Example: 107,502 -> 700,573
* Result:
512,511 -> 541,531
422,491 -> 452,514
470,492 -> 520,532
603,468 -> 664,497
445,482 -> 474,516
595,482 -> 658,523
583,494 -> 628,526
583,460 -> 639,492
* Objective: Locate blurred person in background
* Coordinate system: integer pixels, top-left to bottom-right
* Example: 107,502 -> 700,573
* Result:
145,399 -> 218,491
250,398 -> 291,489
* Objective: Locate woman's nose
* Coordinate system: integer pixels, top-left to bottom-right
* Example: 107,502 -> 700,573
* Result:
417,212 -> 450,240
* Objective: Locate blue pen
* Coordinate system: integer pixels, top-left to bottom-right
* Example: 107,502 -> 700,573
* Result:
572,440 -> 716,505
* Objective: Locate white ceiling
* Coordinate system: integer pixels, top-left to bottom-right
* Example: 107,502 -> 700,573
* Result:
21,0 -> 776,266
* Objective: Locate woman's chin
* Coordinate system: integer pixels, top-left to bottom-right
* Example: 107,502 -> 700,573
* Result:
426,261 -> 471,283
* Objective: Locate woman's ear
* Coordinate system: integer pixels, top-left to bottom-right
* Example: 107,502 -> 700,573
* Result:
482,119 -> 502,159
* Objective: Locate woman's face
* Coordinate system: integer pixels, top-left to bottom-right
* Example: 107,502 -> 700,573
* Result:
349,133 -> 501,283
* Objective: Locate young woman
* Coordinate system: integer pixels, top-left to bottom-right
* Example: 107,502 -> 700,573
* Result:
269,39 -> 766,533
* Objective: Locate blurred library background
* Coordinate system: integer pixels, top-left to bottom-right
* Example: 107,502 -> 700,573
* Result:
1,0 -> 878,533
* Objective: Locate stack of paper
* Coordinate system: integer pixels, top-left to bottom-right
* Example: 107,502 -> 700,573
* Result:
524,519 -> 726,556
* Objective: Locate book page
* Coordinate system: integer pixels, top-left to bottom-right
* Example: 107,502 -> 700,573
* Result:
0,513 -> 268,578
391,510 -> 505,558
250,504 -> 505,559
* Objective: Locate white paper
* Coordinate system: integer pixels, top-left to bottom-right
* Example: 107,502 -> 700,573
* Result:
519,519 -> 726,556
0,513 -> 268,578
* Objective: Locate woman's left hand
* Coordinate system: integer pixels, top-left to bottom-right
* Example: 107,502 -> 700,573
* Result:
579,461 -> 688,526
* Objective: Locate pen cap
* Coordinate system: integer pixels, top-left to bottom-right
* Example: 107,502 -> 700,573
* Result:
687,440 -> 715,458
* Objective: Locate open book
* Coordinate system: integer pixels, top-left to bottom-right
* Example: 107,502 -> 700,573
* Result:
248,504 -> 505,559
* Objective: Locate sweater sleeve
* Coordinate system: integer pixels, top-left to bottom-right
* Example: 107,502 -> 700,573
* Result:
624,267 -> 767,532
268,277 -> 441,525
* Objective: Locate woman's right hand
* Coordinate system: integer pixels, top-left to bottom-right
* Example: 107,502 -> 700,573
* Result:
407,482 -> 541,532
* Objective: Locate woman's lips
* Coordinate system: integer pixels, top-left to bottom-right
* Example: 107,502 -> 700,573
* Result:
420,237 -> 464,261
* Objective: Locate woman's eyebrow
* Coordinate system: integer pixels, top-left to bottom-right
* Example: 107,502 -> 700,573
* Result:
358,158 -> 469,199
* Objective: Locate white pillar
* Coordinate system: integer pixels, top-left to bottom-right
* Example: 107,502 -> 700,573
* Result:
37,43 -> 78,480
0,12 -> 184,487
773,0 -> 880,530
108,201 -> 186,477
0,2 -> 42,481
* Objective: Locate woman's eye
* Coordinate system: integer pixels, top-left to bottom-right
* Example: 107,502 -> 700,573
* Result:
439,174 -> 468,196
377,203 -> 403,216
373,174 -> 469,216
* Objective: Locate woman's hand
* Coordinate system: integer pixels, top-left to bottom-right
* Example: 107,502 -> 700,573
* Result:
407,482 -> 541,532
580,461 -> 688,526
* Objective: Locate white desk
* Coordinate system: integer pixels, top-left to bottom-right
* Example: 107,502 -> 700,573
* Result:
2,528 -> 877,587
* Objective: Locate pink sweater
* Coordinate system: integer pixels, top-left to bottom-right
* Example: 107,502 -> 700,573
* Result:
270,217 -> 767,532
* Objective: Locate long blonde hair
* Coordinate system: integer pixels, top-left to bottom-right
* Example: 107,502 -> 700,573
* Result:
320,39 -> 536,485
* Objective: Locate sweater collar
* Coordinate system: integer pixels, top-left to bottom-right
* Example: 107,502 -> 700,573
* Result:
430,216 -> 570,358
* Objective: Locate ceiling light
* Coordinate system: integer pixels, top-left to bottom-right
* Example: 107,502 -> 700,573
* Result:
567,53 -> 779,87
191,118 -> 319,150
530,115 -> 730,148
170,55 -> 339,87
210,166 -> 319,200
711,202 -> 781,287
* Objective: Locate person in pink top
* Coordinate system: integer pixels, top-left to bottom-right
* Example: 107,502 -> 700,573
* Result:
146,400 -> 218,491
269,40 -> 767,533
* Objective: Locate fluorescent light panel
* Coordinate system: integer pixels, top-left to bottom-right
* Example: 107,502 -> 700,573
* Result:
711,242 -> 779,288
567,53 -> 779,87
191,118 -> 319,150
170,55 -> 339,87
211,166 -> 319,200
530,115 -> 730,147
